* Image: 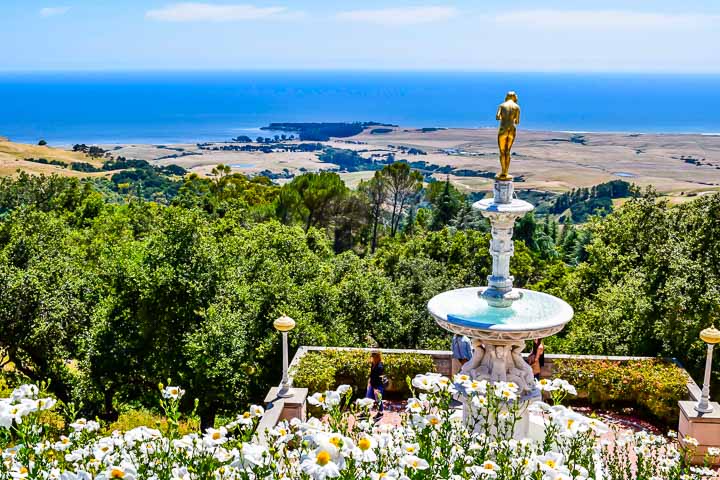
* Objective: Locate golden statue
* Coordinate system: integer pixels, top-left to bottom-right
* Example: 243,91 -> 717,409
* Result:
496,91 -> 520,181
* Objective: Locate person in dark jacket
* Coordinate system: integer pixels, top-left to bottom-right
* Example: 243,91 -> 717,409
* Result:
366,351 -> 385,415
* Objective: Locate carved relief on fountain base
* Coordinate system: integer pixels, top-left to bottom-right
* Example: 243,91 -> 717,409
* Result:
460,339 -> 538,394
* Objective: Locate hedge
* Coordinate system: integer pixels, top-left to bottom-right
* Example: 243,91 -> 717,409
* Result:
552,358 -> 689,424
291,349 -> 436,398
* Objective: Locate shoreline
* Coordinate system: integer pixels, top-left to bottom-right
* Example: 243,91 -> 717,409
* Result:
6,127 -> 720,148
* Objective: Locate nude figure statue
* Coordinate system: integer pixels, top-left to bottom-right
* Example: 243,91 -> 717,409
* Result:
489,345 -> 508,383
507,344 -> 535,391
496,91 -> 520,181
461,341 -> 485,374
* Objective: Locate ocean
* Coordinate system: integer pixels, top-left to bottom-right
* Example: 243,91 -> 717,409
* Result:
1,71 -> 719,145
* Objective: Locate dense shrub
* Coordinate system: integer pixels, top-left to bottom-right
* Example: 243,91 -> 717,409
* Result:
291,349 -> 436,397
107,409 -> 198,435
552,358 -> 689,424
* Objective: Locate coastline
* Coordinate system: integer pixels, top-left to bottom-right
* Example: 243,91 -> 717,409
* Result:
7,127 -> 720,149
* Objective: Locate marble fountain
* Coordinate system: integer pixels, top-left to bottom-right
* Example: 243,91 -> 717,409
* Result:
427,92 -> 574,436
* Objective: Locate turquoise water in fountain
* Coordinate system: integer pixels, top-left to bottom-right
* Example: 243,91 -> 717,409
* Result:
429,287 -> 573,332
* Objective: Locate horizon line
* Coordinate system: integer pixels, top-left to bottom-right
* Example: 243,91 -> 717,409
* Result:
2,67 -> 720,76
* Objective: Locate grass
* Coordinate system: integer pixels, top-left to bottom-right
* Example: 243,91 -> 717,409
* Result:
0,140 -> 109,178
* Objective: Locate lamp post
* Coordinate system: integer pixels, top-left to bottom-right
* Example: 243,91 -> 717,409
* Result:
695,324 -> 720,414
274,314 -> 296,398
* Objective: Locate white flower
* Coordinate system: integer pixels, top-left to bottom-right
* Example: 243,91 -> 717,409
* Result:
352,435 -> 377,462
477,459 -> 500,476
96,464 -> 137,480
33,398 -> 57,411
406,397 -> 424,413
249,404 -> 264,417
203,427 -> 228,446
554,411 -> 589,435
162,386 -> 186,400
453,373 -> 472,384
239,442 -> 270,467
425,413 -> 443,427
494,387 -> 517,402
551,379 -> 577,396
400,454 -> 430,470
53,436 -> 73,451
92,439 -> 115,459
69,418 -> 100,432
411,374 -> 439,392
235,411 -> 255,426
308,391 -> 341,410
586,417 -> 610,435
301,447 -> 341,480
11,385 -> 39,401
370,470 -> 398,480
536,452 -> 564,472
355,398 -> 375,409
401,442 -> 421,455
59,472 -> 91,480
1,403 -> 30,426
536,378 -> 557,391
171,466 -> 192,480
336,385 -> 351,396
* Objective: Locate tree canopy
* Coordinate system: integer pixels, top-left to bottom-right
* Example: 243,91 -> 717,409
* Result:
1,168 -> 718,428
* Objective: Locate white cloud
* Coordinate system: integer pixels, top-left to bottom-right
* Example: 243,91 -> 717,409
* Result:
146,3 -> 288,22
39,6 -> 70,17
337,6 -> 457,26
493,10 -> 715,31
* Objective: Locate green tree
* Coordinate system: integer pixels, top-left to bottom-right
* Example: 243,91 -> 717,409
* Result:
358,171 -> 388,253
428,178 -> 463,230
381,163 -> 422,237
281,172 -> 348,232
557,191 -> 720,386
0,209 -> 98,403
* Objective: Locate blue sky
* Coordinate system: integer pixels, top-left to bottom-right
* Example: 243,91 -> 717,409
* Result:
1,0 -> 719,72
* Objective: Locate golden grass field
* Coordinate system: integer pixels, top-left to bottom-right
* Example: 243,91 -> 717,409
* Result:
4,127 -> 720,200
0,140 -> 107,178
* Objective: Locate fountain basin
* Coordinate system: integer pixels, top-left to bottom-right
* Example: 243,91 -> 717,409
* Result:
428,287 -> 573,342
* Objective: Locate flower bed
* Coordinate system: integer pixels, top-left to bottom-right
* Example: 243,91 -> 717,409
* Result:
551,358 -> 689,425
291,349 -> 436,397
2,377 -> 719,479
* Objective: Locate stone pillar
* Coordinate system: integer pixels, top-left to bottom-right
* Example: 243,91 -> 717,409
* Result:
487,217 -> 517,295
493,179 -> 514,204
475,180 -> 533,308
678,400 -> 720,465
264,387 -> 308,422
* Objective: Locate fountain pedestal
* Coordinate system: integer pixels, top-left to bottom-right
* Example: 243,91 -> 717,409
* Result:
474,180 -> 534,307
428,178 -> 574,438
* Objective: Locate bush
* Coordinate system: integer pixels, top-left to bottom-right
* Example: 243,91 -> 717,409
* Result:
552,358 -> 688,424
291,349 -> 436,398
107,409 -> 199,435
